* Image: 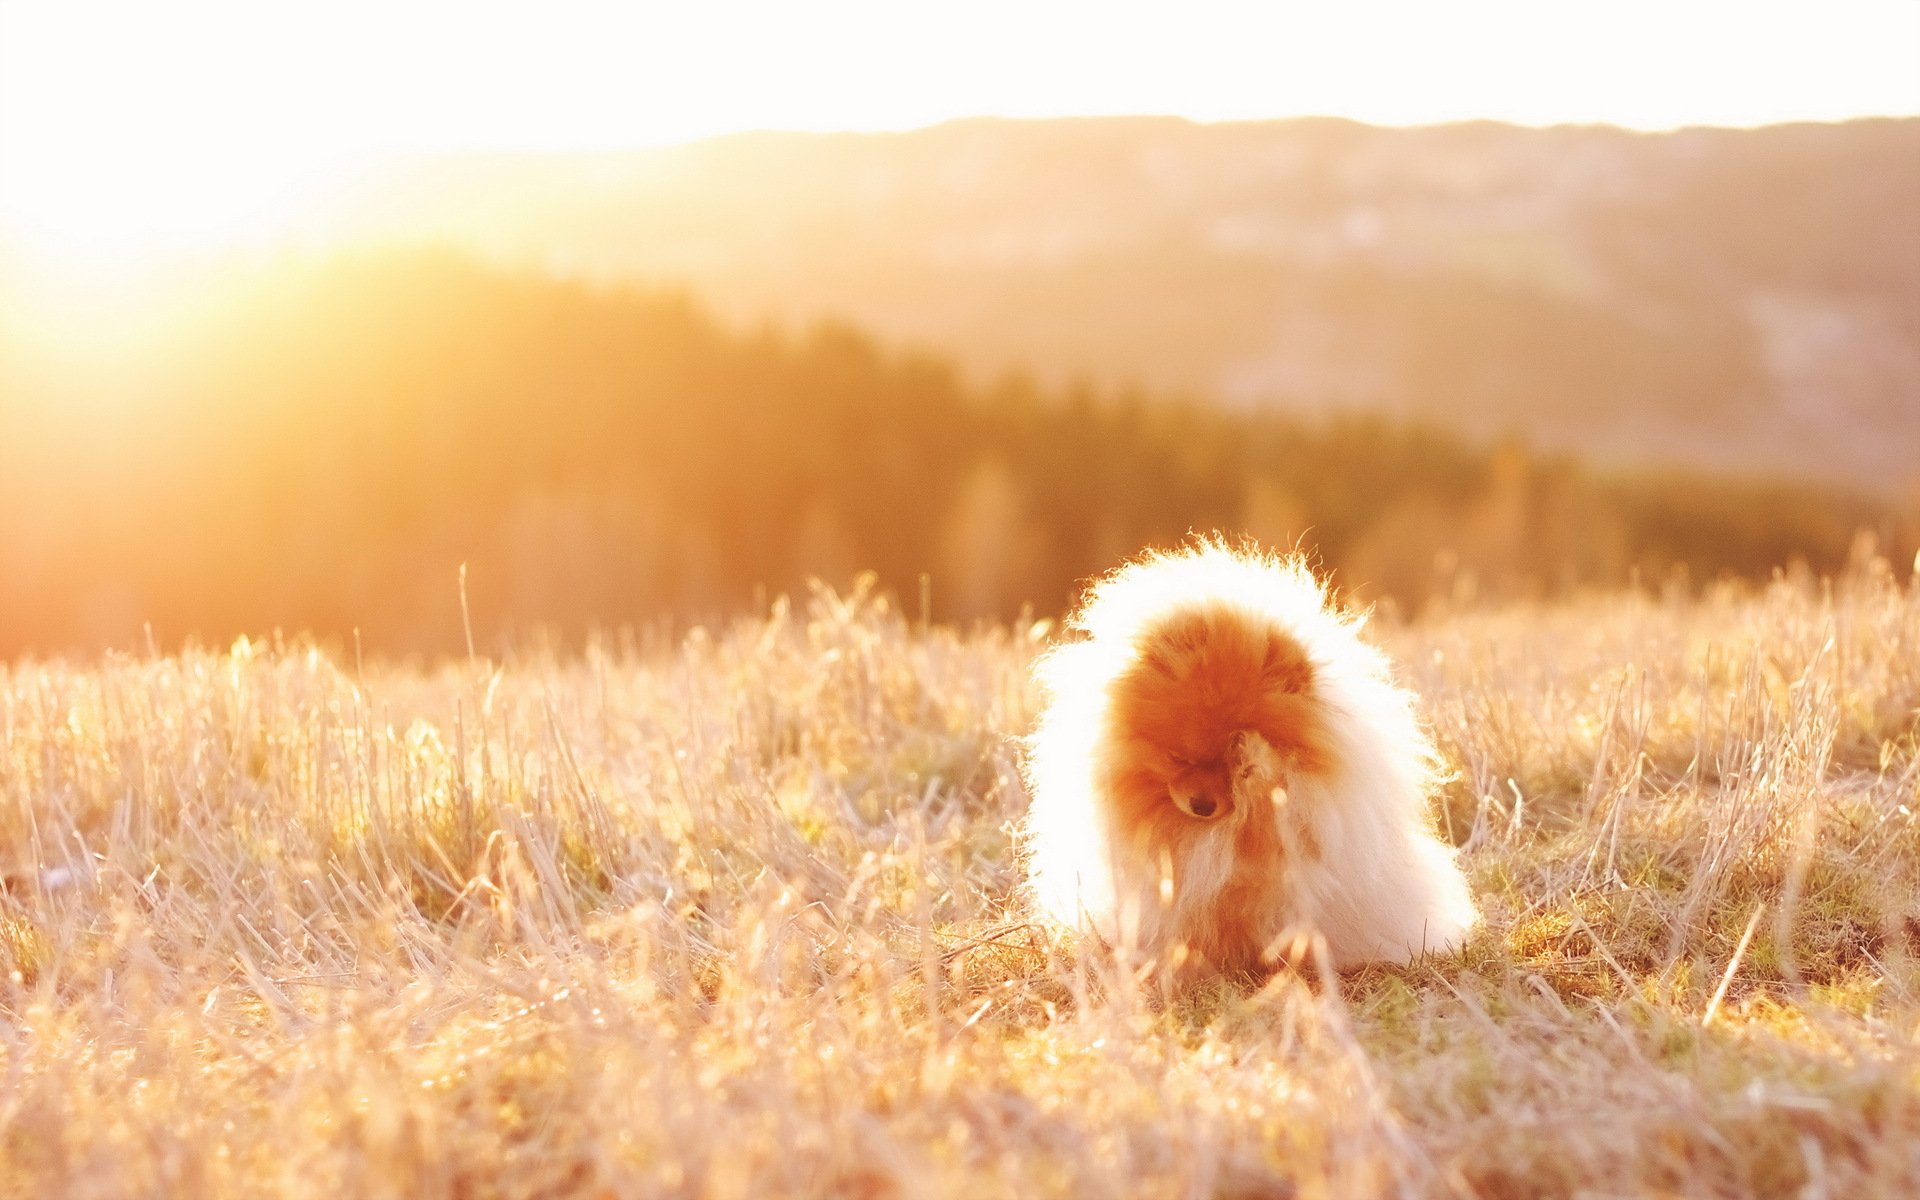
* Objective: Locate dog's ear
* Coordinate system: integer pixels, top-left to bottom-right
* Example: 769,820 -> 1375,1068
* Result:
1138,636 -> 1178,679
1261,630 -> 1313,693
1142,611 -> 1210,676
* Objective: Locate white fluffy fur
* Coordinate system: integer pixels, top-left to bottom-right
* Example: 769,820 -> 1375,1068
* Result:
1021,541 -> 1478,971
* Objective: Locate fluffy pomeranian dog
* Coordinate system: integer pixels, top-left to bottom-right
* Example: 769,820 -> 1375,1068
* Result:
1022,540 -> 1476,979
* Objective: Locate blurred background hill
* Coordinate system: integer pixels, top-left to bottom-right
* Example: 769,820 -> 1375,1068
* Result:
313,117 -> 1920,487
1,241 -> 1912,656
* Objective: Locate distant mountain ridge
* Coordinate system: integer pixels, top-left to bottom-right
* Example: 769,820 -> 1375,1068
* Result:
317,116 -> 1920,489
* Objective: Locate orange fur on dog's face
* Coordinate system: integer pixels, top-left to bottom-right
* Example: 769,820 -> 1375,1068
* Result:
1102,603 -> 1330,846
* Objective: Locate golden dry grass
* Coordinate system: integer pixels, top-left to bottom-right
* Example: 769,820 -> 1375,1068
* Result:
4,558 -> 1920,1198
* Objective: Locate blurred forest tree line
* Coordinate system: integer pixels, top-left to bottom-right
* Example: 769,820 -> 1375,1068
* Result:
0,252 -> 1911,656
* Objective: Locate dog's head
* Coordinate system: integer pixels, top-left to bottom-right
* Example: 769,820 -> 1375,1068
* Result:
1102,603 -> 1331,841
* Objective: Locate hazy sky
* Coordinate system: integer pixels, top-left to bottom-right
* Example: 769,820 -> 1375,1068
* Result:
4,0 -> 1919,260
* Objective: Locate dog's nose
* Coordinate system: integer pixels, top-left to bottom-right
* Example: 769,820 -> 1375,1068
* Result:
1188,795 -> 1217,818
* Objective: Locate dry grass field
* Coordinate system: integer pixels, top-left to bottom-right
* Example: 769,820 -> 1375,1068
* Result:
5,550 -> 1920,1199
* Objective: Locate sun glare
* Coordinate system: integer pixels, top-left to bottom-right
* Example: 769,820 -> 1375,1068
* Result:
0,126 -> 355,354
1,153 -> 334,274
